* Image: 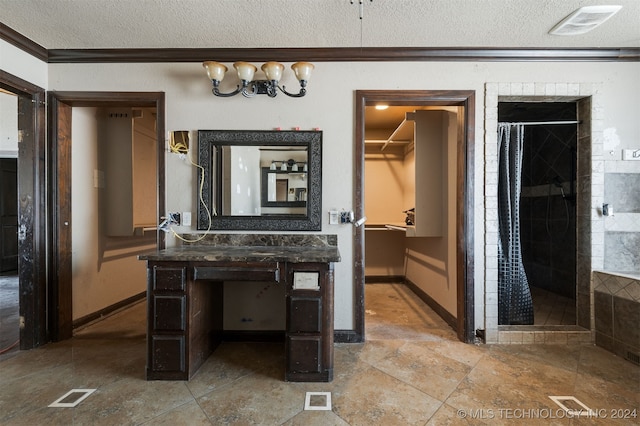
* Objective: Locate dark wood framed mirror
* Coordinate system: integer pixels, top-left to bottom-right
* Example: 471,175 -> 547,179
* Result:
197,130 -> 322,231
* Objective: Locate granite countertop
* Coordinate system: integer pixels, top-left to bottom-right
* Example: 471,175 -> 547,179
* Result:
138,234 -> 341,263
138,245 -> 341,263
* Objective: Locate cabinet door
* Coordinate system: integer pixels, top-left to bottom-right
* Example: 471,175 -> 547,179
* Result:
150,335 -> 185,372
153,295 -> 186,331
289,297 -> 322,333
153,266 -> 187,291
287,335 -> 321,373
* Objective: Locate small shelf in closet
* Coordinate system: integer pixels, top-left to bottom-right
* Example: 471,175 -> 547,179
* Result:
365,117 -> 414,151
364,223 -> 408,232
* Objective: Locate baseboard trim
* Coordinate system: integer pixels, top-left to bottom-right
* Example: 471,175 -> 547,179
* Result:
365,275 -> 405,283
404,279 -> 458,331
72,291 -> 146,330
334,330 -> 363,343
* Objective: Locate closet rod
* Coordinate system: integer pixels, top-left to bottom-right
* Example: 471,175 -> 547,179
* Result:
499,120 -> 581,126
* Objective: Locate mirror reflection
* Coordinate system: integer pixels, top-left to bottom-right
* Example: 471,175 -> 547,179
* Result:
197,130 -> 322,231
262,157 -> 308,208
218,146 -> 308,215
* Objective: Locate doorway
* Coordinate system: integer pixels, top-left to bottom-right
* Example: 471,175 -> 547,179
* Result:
354,90 -> 476,343
48,92 -> 166,340
0,158 -> 18,357
497,101 -> 579,326
0,158 -> 17,272
0,71 -> 46,350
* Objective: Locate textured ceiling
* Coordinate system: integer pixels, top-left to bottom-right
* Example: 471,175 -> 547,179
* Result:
0,0 -> 638,50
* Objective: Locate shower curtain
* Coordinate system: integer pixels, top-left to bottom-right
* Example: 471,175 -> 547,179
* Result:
497,123 -> 534,325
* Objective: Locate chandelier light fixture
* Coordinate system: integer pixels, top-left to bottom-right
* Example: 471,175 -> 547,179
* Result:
203,61 -> 314,98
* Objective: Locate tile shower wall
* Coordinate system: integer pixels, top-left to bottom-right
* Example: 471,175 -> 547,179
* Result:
593,271 -> 640,364
595,156 -> 640,362
603,173 -> 640,271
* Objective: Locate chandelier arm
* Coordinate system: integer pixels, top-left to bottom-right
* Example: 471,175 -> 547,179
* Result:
278,81 -> 307,98
241,82 -> 258,98
211,80 -> 243,97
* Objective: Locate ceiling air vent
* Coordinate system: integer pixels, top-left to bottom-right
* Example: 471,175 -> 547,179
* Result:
549,5 -> 622,36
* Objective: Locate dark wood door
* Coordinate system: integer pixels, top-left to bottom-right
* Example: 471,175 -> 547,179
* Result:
0,158 -> 18,272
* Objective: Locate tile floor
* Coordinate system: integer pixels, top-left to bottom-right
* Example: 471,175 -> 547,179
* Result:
0,273 -> 19,360
530,286 -> 577,326
0,283 -> 638,425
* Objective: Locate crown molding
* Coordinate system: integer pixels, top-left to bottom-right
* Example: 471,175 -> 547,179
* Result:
46,47 -> 640,63
0,23 -> 48,62
0,25 -> 637,63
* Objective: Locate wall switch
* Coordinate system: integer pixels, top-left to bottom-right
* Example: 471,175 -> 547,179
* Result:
182,212 -> 191,227
622,149 -> 640,160
329,210 -> 339,225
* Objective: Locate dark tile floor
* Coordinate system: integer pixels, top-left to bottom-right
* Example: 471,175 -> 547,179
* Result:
0,282 -> 638,425
531,285 -> 577,326
0,274 -> 19,360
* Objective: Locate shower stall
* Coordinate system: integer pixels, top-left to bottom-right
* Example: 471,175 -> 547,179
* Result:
498,102 -> 578,326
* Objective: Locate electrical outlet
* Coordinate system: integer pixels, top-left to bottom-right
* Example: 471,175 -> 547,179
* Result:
182,212 -> 191,227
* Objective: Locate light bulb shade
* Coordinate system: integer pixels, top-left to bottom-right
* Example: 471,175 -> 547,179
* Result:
291,62 -> 314,82
261,62 -> 284,82
281,162 -> 287,171
292,163 -> 299,172
203,61 -> 228,81
233,62 -> 257,82
270,161 -> 276,170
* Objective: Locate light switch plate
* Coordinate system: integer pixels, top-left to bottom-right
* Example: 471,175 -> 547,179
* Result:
329,210 -> 339,225
182,211 -> 191,226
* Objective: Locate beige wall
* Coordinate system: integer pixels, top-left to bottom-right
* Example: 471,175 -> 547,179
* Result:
0,91 -> 18,156
3,49 -> 639,331
0,40 -> 47,89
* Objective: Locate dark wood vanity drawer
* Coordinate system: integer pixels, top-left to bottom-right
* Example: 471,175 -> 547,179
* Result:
153,295 -> 186,331
193,263 -> 280,282
289,297 -> 322,333
152,266 -> 187,291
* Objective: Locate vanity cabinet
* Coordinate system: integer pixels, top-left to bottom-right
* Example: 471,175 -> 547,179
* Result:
285,262 -> 334,382
147,262 -> 221,380
143,248 -> 337,382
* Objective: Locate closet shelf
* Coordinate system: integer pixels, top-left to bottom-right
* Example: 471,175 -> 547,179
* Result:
364,223 -> 408,232
365,117 -> 414,151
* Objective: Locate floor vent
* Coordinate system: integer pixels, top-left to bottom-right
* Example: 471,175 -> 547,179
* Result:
626,351 -> 640,366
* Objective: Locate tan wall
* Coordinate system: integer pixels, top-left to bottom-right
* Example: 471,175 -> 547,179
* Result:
71,107 -> 154,320
364,145 -> 406,276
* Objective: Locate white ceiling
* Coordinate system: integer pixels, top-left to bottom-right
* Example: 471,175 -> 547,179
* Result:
0,0 -> 638,50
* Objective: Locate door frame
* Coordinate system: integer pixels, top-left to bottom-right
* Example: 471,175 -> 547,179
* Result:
354,90 -> 476,343
48,91 -> 166,341
0,70 -> 47,349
